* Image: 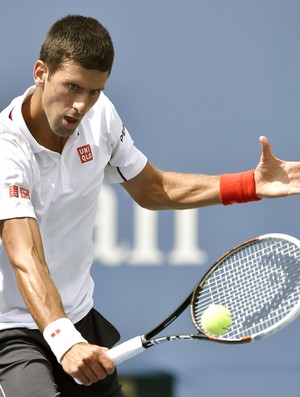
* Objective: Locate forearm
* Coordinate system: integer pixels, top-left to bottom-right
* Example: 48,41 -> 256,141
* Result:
160,170 -> 260,208
1,217 -> 89,365
15,260 -> 66,331
123,162 -> 261,210
123,162 -> 221,210
1,217 -> 66,331
157,171 -> 221,209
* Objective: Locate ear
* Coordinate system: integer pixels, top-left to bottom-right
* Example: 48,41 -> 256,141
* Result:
33,61 -> 48,87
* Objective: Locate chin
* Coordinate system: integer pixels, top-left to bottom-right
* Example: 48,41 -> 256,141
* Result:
53,127 -> 76,137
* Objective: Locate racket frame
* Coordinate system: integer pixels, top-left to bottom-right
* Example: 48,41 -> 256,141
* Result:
107,233 -> 300,365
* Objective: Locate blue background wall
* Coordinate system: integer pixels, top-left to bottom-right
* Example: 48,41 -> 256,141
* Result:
1,1 -> 300,396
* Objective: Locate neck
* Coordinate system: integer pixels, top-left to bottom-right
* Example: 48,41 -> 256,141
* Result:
22,92 -> 68,154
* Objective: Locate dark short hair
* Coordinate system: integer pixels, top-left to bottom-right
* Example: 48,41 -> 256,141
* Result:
40,15 -> 114,75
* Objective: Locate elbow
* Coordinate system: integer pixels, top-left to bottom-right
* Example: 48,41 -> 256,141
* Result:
133,197 -> 161,211
133,193 -> 175,211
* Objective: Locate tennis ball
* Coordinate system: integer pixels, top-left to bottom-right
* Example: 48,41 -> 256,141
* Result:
201,304 -> 232,336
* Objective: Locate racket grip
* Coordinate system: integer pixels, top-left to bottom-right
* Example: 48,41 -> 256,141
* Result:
107,336 -> 145,365
73,336 -> 145,384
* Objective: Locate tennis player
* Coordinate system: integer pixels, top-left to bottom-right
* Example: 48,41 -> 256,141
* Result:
1,14 -> 300,397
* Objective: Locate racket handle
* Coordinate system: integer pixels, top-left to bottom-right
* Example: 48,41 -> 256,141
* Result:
73,336 -> 145,384
107,336 -> 145,365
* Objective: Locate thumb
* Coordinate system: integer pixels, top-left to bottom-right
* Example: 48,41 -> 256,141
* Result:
259,135 -> 274,162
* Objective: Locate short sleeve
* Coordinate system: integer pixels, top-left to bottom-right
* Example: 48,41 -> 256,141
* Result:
101,99 -> 147,183
0,131 -> 36,220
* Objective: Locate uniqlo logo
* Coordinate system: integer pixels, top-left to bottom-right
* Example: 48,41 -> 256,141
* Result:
20,188 -> 30,199
9,185 -> 19,198
77,144 -> 93,163
9,186 -> 30,199
51,329 -> 61,338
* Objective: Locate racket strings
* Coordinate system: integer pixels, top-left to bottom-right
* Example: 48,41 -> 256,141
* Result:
192,239 -> 300,340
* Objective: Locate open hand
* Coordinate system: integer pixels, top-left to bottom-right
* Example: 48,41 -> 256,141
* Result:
255,136 -> 300,198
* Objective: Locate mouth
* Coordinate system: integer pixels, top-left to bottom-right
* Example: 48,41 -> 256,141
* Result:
63,115 -> 80,128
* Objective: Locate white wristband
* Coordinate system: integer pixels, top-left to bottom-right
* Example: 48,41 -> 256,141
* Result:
43,318 -> 87,363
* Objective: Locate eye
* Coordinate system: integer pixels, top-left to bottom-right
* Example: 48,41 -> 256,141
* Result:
68,84 -> 80,91
91,89 -> 102,96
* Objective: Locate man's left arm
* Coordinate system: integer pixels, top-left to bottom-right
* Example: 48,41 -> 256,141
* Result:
122,136 -> 300,210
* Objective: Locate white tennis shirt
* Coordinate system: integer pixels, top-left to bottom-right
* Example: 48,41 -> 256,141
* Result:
0,86 -> 147,329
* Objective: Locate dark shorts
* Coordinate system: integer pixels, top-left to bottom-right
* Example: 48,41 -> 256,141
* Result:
0,309 -> 124,397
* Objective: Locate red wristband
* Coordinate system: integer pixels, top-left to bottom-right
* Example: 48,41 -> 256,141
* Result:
220,169 -> 261,205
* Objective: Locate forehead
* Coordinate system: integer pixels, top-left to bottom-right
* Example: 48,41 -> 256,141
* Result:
51,61 -> 109,88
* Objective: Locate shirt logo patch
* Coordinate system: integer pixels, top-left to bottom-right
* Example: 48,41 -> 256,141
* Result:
9,185 -> 19,198
20,188 -> 31,199
77,144 -> 94,163
9,186 -> 31,199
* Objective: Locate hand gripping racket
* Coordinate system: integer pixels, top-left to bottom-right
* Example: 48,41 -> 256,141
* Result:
106,233 -> 300,365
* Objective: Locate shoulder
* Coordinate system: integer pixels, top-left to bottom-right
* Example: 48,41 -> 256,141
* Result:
0,117 -> 30,151
0,119 -> 34,168
0,88 -> 38,158
81,92 -> 124,146
87,93 -> 121,125
0,89 -> 33,150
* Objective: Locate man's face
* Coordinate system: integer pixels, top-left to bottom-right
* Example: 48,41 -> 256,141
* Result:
36,61 -> 109,138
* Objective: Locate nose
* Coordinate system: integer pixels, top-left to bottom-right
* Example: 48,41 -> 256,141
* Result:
73,93 -> 89,114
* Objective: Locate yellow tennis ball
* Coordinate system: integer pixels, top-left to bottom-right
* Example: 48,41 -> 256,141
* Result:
201,304 -> 232,336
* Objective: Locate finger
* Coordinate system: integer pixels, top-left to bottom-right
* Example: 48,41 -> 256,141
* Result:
259,135 -> 274,161
72,358 -> 108,386
96,350 -> 115,376
87,361 -> 109,382
73,374 -> 91,386
74,377 -> 86,386
73,367 -> 107,386
259,135 -> 268,145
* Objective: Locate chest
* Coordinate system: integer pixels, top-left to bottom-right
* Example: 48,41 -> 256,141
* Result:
31,136 -> 111,218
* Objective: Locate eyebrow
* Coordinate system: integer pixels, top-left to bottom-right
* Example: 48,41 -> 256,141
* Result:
67,82 -> 105,92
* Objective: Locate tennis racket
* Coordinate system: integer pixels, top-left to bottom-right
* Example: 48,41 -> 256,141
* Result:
106,233 -> 300,365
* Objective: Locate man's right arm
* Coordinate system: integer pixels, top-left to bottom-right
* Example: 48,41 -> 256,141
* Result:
0,217 -> 115,385
0,217 -> 66,329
